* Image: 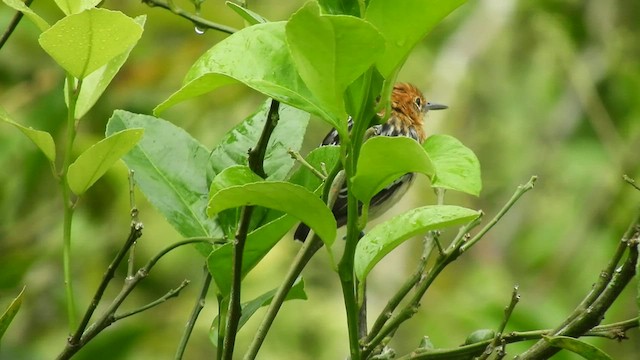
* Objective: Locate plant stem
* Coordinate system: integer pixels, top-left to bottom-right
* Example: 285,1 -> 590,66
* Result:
69,220 -> 143,347
61,75 -> 82,332
141,0 -> 238,34
515,237 -> 639,359
396,317 -> 639,360
0,0 -> 34,50
460,176 -> 537,252
223,99 -> 281,360
244,170 -> 345,360
477,286 -> 520,360
57,238 -> 209,360
222,206 -> 254,360
364,178 -> 536,357
175,267 -> 211,360
243,235 -> 323,360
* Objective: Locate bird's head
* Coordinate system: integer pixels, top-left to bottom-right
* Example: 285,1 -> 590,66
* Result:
389,83 -> 447,141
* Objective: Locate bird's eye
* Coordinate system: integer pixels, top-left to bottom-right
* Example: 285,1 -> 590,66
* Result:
414,97 -> 422,110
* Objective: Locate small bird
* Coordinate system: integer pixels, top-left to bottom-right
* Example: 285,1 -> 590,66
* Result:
294,83 -> 447,241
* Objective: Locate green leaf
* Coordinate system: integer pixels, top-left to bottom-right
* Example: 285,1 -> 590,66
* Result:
68,128 -> 143,195
209,278 -> 307,342
207,99 -> 310,182
365,0 -> 467,77
67,15 -> 147,118
351,136 -> 435,203
355,205 -> 480,281
207,169 -> 337,246
424,134 -> 482,196
54,0 -> 101,15
0,106 -> 56,162
286,2 -> 384,125
544,336 -> 613,360
2,0 -> 50,31
105,111 -> 219,254
207,214 -> 298,296
0,286 -> 25,341
226,1 -> 268,25
637,242 -> 640,321
39,8 -> 143,79
153,22 -> 343,132
317,0 -> 361,16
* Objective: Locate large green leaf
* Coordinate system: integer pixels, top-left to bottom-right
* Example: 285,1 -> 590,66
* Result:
54,0 -> 101,15
2,0 -> 50,31
209,278 -> 307,342
207,168 -> 337,246
286,2 -> 384,123
365,0 -> 467,77
544,336 -> 613,360
153,22 -> 344,132
355,205 -> 480,281
66,15 -> 147,119
39,8 -> 143,79
0,287 -> 24,341
424,134 -> 482,196
351,136 -> 435,203
0,107 -> 56,162
207,99 -> 310,182
105,111 -> 220,254
207,214 -> 298,296
68,128 -> 143,195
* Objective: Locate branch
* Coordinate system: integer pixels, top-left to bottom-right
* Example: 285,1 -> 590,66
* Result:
141,0 -> 238,34
363,177 -> 536,358
223,99 -> 281,360
477,286 -> 520,360
0,0 -> 34,50
56,238 -> 211,360
175,267 -> 212,359
396,318 -> 639,360
515,227 -> 639,359
115,279 -> 190,321
623,174 -> 640,191
244,170 -> 345,360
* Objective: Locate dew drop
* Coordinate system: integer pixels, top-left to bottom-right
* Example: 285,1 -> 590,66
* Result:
194,26 -> 206,35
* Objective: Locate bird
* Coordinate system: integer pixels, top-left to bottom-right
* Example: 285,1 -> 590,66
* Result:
293,83 -> 447,241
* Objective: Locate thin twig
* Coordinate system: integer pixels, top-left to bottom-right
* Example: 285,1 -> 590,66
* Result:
68,221 -> 143,348
244,170 -> 345,360
116,279 -> 190,321
0,0 -> 34,50
141,0 -> 238,34
56,238 -> 212,360
516,239 -> 639,359
363,178 -> 536,357
367,233 -> 436,342
222,206 -> 254,360
288,149 -> 327,180
460,176 -> 537,252
127,170 -> 138,278
396,318 -> 639,360
477,286 -> 520,360
623,174 -> 640,191
175,267 -> 212,359
223,99 -> 281,360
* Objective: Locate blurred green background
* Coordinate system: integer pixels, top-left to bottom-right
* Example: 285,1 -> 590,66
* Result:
1,0 -> 639,359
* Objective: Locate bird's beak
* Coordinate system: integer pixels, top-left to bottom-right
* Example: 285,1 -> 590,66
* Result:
426,102 -> 448,111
